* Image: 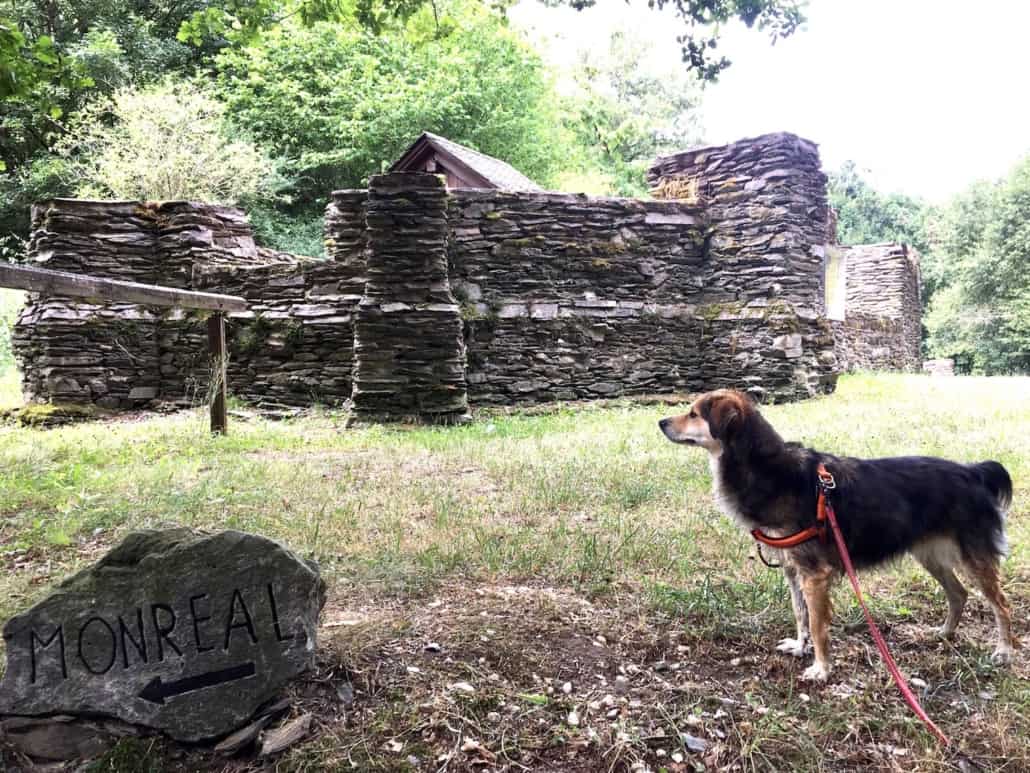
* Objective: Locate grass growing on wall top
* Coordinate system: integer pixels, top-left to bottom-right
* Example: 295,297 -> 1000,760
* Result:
0,373 -> 1028,770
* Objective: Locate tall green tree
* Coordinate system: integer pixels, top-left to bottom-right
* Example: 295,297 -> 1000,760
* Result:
561,30 -> 704,196
925,156 -> 1030,374
827,161 -> 933,255
177,0 -> 805,81
211,2 -> 566,205
0,0 -> 220,253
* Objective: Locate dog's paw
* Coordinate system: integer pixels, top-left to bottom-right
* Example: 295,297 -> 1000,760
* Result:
991,647 -> 1015,666
933,626 -> 957,641
776,637 -> 811,658
801,663 -> 831,682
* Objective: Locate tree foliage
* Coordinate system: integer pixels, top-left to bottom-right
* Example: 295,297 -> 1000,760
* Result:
827,161 -> 933,255
0,0 -> 217,250
561,30 -> 704,196
178,0 -> 805,81
55,81 -> 277,203
925,156 -> 1030,374
211,2 -> 566,202
565,0 -> 804,81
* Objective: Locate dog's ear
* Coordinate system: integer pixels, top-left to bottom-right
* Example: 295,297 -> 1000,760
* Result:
707,394 -> 744,440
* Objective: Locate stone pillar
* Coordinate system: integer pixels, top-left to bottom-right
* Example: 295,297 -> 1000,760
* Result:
839,243 -> 922,371
350,173 -> 469,423
325,190 -> 368,265
152,201 -> 261,288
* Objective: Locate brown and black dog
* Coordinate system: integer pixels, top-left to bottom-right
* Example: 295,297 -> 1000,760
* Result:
660,389 -> 1018,681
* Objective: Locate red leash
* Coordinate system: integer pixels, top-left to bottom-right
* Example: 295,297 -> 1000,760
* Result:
819,467 -> 952,747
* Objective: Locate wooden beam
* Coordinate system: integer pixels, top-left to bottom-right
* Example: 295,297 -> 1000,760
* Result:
0,262 -> 247,312
207,314 -> 228,435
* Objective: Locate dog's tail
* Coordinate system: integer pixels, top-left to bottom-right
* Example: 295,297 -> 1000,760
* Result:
971,460 -> 1013,512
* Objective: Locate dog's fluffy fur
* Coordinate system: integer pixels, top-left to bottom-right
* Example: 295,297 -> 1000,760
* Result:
660,389 -> 1018,681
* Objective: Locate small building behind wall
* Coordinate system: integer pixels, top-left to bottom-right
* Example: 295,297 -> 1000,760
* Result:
390,132 -> 543,191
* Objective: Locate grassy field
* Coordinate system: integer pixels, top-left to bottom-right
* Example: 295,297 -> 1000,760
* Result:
1,373 -> 1028,771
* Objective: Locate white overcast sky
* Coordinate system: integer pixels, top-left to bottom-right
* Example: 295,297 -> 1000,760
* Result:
509,0 -> 1030,202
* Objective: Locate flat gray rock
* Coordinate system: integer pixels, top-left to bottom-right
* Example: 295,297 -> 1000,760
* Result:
0,529 -> 325,742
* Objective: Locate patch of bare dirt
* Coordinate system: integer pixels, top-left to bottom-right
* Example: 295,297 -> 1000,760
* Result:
3,580 -> 1028,772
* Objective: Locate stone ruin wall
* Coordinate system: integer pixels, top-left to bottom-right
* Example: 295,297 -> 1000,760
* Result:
12,132 -> 922,418
645,132 -> 837,398
13,200 -> 294,409
831,243 -> 922,372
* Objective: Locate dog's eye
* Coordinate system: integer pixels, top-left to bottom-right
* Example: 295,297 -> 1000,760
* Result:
688,410 -> 697,419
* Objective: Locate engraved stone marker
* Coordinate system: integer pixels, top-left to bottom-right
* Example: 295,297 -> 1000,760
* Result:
0,529 -> 325,742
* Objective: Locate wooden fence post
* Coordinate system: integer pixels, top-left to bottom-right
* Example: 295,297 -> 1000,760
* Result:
207,313 -> 228,435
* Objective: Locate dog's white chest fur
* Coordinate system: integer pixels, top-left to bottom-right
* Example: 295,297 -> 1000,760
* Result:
708,452 -> 755,529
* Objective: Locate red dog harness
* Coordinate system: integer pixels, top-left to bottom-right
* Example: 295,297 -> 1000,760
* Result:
750,463 -> 835,548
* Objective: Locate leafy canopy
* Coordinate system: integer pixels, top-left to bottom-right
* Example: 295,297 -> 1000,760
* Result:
212,2 -> 566,199
827,161 -> 933,255
179,0 -> 805,81
925,156 -> 1030,374
561,30 -> 704,196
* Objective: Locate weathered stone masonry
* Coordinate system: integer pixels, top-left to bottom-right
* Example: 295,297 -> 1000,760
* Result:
831,243 -> 922,372
13,200 -> 289,409
13,132 -> 919,418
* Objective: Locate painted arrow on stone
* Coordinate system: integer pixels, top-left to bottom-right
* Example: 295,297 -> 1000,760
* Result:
139,662 -> 257,705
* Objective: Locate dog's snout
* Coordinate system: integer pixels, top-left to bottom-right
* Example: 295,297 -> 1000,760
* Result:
659,418 -> 670,431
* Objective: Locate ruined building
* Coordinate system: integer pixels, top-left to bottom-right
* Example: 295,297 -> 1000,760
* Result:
12,133 -> 922,421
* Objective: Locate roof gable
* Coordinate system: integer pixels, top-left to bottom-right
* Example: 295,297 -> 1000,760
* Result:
391,132 -> 542,191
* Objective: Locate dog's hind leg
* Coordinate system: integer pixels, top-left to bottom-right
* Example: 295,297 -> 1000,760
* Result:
964,556 -> 1019,664
777,564 -> 812,657
912,538 -> 968,639
800,566 -> 834,682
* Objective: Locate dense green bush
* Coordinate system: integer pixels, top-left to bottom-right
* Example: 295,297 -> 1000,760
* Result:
56,81 -> 278,204
925,156 -> 1030,374
247,205 -> 326,258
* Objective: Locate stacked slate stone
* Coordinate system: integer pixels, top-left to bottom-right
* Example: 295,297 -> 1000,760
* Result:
839,244 -> 922,371
648,132 -> 830,311
922,358 -> 955,376
831,316 -> 907,372
351,173 -> 469,423
703,312 -> 838,402
447,191 -> 709,303
154,202 -> 265,288
13,302 -> 161,408
185,259 -> 365,407
15,201 -> 161,408
447,190 -> 711,404
13,199 -> 303,410
646,132 -> 839,399
27,199 -> 159,281
325,191 -> 368,265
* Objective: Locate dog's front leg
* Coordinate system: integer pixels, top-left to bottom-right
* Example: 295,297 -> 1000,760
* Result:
776,564 -> 812,657
800,566 -> 834,682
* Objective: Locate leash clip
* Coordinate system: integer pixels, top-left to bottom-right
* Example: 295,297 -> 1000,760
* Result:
817,468 -> 836,491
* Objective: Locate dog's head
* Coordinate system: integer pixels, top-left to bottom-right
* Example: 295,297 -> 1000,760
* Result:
658,389 -> 754,453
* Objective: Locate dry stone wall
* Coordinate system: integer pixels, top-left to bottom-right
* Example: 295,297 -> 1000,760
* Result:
16,132 -> 935,416
444,188 -> 835,404
172,259 -> 364,407
648,132 -> 830,310
834,244 -> 922,371
13,199 -> 278,409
